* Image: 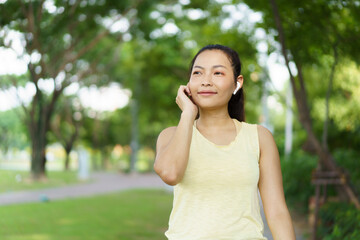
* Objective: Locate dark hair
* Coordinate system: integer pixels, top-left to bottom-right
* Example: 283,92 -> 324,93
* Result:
189,44 -> 245,122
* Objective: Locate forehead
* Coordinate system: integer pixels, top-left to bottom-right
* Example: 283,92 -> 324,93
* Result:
193,50 -> 231,68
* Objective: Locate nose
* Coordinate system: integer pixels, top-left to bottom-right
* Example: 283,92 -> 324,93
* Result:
201,74 -> 212,86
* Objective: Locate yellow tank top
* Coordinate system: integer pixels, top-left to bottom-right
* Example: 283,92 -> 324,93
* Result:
164,119 -> 267,240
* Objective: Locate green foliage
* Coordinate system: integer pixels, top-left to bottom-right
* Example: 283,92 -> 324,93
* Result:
0,189 -> 172,240
280,150 -> 317,211
306,58 -> 360,138
49,95 -> 82,144
1,0 -> 358,204
243,0 -> 360,144
1,0 -> 264,163
244,0 -> 360,65
333,148 -> 360,197
0,109 -> 28,153
273,113 -> 308,155
135,147 -> 156,173
0,74 -> 29,89
80,106 -> 132,149
318,202 -> 360,240
78,107 -> 133,171
0,0 -> 152,175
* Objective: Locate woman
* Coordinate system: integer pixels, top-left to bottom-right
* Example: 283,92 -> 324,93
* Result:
154,44 -> 295,240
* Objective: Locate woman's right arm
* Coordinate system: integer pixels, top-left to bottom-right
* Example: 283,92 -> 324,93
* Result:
153,84 -> 198,186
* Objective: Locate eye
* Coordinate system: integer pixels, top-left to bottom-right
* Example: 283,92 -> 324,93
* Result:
214,71 -> 224,76
192,71 -> 201,75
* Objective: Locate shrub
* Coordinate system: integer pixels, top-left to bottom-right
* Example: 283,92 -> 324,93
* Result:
333,149 -> 360,198
280,150 -> 317,212
318,202 -> 360,240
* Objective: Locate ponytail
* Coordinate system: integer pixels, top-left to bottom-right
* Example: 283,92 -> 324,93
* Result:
228,87 -> 245,122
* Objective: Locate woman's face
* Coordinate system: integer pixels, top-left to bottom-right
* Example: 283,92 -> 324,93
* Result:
189,50 -> 240,109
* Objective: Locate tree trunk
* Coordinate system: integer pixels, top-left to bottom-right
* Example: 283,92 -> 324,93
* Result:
63,127 -> 79,171
28,75 -> 60,179
322,44 -> 338,151
101,149 -> 111,170
29,80 -> 48,180
64,149 -> 71,171
30,132 -> 47,180
29,106 -> 50,180
91,150 -> 99,171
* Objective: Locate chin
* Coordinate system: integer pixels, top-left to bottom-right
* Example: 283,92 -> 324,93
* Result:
197,102 -> 224,110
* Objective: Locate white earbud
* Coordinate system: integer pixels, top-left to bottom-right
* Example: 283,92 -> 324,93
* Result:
233,82 -> 241,95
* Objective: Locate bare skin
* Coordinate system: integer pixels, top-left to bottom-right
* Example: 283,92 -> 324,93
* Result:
153,50 -> 296,239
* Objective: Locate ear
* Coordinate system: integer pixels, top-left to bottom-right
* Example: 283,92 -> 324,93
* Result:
236,75 -> 244,88
233,75 -> 244,95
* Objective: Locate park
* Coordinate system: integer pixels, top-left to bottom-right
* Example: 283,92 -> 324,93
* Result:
1,0 -> 360,239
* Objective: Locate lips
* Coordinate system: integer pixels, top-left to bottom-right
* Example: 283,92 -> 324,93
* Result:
198,91 -> 217,95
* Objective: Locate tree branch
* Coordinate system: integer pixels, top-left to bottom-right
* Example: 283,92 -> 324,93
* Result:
69,0 -> 82,16
268,0 -> 299,96
54,4 -> 136,77
322,43 -> 338,150
51,115 -> 67,147
36,0 -> 45,24
269,0 -> 317,145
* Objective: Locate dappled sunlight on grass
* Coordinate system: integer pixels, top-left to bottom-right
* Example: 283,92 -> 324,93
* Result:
57,218 -> 76,226
5,234 -> 51,240
0,189 -> 172,240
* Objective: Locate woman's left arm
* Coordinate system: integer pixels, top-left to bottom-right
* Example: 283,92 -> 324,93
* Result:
257,125 -> 296,240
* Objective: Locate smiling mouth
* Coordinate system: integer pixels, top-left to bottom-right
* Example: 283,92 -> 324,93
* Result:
198,91 -> 217,95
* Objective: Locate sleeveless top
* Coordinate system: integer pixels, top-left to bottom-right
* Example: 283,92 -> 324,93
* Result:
164,119 -> 267,240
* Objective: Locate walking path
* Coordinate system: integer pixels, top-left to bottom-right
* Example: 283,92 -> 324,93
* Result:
0,171 -> 306,239
0,172 -> 164,205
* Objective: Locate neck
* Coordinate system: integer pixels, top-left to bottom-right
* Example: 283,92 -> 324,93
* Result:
197,107 -> 232,129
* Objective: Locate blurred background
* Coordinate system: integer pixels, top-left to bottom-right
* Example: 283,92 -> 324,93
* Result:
0,0 -> 359,239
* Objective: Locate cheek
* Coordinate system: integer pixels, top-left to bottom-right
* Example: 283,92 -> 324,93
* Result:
188,80 -> 198,92
218,80 -> 235,93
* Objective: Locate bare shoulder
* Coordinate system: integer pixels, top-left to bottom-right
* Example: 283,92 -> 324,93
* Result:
257,124 -> 274,139
158,126 -> 177,140
156,126 -> 177,152
256,125 -> 277,151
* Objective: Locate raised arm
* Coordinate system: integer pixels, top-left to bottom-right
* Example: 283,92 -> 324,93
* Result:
154,84 -> 198,186
257,125 -> 296,240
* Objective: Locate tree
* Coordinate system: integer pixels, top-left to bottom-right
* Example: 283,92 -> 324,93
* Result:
0,0 -> 144,179
0,108 -> 28,156
50,95 -> 83,171
243,0 -> 360,206
79,105 -> 133,170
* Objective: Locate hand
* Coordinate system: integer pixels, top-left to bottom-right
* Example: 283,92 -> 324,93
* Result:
175,84 -> 198,119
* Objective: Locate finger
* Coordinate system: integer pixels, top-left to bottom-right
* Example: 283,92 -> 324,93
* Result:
182,83 -> 190,95
186,83 -> 190,93
178,85 -> 185,94
186,86 -> 191,96
178,86 -> 189,97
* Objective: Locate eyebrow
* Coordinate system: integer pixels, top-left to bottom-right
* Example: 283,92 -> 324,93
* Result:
193,65 -> 227,69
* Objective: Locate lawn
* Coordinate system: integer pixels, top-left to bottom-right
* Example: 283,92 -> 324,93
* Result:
0,188 -> 173,240
0,170 -> 83,193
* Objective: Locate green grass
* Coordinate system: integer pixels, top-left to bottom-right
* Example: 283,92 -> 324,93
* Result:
0,188 -> 172,240
0,170 -> 81,193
